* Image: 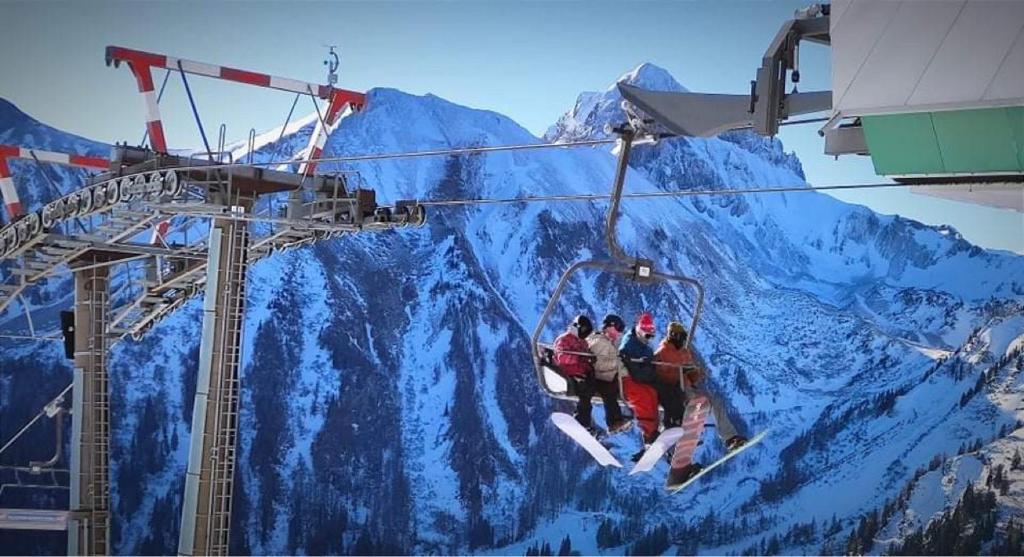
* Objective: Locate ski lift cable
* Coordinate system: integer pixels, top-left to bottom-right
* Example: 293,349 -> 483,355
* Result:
0,464 -> 69,474
240,115 -> 828,168
0,334 -> 61,342
413,181 -> 921,207
0,383 -> 72,460
139,137 -> 621,179
152,180 -> 959,228
122,115 -> 826,178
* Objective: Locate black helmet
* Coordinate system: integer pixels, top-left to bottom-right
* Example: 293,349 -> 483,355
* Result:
601,314 -> 625,333
667,321 -> 688,346
572,314 -> 594,339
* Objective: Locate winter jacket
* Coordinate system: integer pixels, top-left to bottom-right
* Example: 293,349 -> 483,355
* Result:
553,331 -> 593,378
587,332 -> 627,382
654,340 -> 705,388
619,329 -> 656,384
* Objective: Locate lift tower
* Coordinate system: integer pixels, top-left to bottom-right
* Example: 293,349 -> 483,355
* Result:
0,46 -> 422,556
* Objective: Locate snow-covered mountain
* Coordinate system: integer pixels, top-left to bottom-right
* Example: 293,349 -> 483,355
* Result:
1,63 -> 1022,556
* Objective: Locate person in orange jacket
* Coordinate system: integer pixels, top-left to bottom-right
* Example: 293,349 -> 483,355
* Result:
657,321 -> 748,488
652,323 -> 689,428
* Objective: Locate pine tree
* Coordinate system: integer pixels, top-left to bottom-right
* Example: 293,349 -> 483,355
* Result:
558,535 -> 572,556
597,518 -> 624,549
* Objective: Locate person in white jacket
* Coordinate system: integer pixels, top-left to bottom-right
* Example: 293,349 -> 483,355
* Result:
586,314 -> 632,435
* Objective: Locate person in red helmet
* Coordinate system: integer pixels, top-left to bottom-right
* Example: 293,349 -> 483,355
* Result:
553,314 -> 598,430
619,312 -> 661,452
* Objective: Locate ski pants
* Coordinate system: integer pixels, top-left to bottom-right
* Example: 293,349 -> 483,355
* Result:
622,376 -> 659,442
572,376 -> 625,428
684,385 -> 739,442
652,381 -> 686,429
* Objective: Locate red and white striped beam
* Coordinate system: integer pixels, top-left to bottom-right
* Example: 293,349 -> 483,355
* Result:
0,144 -> 110,220
105,46 -> 366,155
150,220 -> 171,246
105,46 -> 367,242
298,99 -> 355,177
0,157 -> 17,220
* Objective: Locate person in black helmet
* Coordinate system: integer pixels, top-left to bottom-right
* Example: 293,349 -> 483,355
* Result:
554,314 -> 598,430
586,314 -> 633,435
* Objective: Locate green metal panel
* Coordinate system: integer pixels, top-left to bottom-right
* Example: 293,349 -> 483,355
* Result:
861,112 -> 945,175
932,108 -> 1021,173
1007,106 -> 1024,171
862,107 -> 1024,177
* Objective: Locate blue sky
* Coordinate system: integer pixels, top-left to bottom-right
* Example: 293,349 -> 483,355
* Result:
0,0 -> 1019,252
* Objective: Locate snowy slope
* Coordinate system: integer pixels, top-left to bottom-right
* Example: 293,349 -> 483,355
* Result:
0,62 -> 1022,556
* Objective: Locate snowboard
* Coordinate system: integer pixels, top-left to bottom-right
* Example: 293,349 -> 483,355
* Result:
628,426 -> 684,475
667,429 -> 769,493
551,412 -> 623,468
668,393 -> 712,472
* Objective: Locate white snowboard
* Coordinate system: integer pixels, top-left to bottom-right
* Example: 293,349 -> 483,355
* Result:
551,413 -> 623,468
629,427 -> 685,475
668,429 -> 770,493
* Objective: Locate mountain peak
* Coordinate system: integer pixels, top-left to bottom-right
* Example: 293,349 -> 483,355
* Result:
0,97 -> 33,131
543,63 -> 688,142
614,62 -> 687,93
0,96 -> 108,155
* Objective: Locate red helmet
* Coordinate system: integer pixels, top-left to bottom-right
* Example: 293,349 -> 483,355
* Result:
637,312 -> 656,335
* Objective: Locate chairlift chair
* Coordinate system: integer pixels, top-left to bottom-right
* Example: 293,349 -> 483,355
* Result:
530,124 -> 706,403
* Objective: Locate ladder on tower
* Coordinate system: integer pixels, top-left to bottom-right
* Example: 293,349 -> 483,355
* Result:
69,255 -> 114,556
87,272 -> 110,556
203,216 -> 247,555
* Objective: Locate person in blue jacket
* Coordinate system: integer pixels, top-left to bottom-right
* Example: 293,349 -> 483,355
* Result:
619,312 -> 660,448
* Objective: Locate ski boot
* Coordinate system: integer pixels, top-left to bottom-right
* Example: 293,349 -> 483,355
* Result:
586,426 -> 606,440
725,435 -> 748,452
631,432 -> 657,462
665,463 -> 703,490
607,419 -> 633,435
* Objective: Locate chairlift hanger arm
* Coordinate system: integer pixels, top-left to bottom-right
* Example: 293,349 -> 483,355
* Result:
605,126 -> 634,263
617,5 -> 830,138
